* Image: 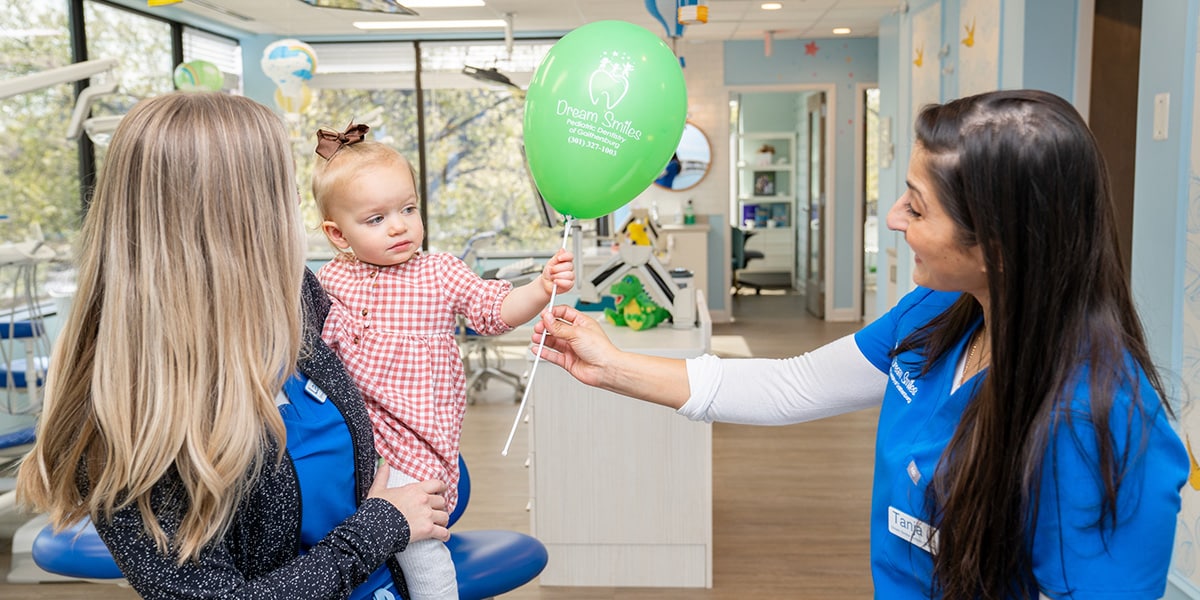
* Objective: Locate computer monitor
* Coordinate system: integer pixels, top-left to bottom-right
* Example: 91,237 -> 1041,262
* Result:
520,144 -> 562,228
594,201 -> 634,239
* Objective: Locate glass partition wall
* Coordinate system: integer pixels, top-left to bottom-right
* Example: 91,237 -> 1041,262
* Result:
298,39 -> 559,257
2,0 -> 234,249
2,0 -> 84,247
4,0 -> 559,262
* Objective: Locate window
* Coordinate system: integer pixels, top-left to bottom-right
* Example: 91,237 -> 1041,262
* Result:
1,1 -> 240,250
297,39 -> 559,258
184,27 -> 243,94
85,0 -> 173,169
419,40 -> 558,256
0,0 -> 77,245
292,42 -> 420,257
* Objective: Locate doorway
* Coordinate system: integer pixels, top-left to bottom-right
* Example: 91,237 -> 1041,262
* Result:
804,92 -> 827,318
861,87 -> 880,321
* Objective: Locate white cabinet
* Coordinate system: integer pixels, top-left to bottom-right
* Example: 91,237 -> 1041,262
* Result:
741,226 -> 794,274
528,298 -> 713,588
735,132 -> 796,282
660,223 -> 709,304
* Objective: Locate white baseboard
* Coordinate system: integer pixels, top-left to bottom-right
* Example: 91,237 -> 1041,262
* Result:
1167,571 -> 1200,599
707,308 -> 731,324
826,306 -> 861,323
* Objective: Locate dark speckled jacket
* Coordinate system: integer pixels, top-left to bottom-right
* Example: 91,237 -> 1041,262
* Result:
90,270 -> 411,599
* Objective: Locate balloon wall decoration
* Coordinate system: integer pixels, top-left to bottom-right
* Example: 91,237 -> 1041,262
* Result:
260,39 -> 318,114
173,60 -> 224,92
523,21 -> 687,220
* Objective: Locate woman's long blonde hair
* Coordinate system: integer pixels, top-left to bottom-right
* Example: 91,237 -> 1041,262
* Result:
15,92 -> 306,563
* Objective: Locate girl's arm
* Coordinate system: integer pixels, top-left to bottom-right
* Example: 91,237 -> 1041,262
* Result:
499,249 -> 575,327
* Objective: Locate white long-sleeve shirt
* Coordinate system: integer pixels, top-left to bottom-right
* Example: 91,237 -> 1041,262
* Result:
677,334 -> 886,425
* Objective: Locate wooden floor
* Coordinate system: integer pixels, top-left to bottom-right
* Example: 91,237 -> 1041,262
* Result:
0,289 -> 875,598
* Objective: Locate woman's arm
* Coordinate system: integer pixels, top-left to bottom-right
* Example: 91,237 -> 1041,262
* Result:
531,306 -> 887,417
91,464 -> 447,599
679,334 -> 887,425
532,304 -> 691,408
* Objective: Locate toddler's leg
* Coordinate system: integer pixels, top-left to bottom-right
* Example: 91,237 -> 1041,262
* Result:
387,466 -> 458,600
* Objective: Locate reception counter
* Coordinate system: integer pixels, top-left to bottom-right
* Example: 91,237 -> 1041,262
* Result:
527,293 -> 712,588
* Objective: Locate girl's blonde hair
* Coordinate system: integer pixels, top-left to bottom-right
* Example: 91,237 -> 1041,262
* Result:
15,92 -> 305,563
311,140 -> 416,219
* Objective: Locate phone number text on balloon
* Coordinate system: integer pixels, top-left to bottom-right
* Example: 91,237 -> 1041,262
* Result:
566,134 -> 618,157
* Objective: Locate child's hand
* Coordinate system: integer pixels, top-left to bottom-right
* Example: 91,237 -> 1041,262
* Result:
541,248 -> 575,295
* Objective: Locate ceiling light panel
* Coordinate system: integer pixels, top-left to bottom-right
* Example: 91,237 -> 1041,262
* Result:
353,19 -> 507,29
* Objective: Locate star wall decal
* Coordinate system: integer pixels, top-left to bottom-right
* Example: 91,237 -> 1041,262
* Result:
805,41 -> 819,56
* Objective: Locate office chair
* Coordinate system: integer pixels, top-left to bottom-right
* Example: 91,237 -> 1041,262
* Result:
28,455 -> 550,598
730,226 -> 766,295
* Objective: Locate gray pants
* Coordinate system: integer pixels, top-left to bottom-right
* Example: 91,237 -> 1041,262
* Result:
387,467 -> 458,600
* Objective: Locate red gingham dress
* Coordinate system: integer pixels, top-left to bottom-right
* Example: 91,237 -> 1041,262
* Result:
318,252 -> 514,512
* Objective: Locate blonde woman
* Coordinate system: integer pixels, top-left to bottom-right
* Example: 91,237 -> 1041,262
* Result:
16,92 -> 449,599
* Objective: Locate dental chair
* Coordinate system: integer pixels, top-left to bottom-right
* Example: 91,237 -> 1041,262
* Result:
28,454 -> 549,598
0,240 -> 54,418
0,240 -> 55,500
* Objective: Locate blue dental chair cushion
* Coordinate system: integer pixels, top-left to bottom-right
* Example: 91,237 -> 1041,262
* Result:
0,424 -> 35,449
32,453 -> 548,599
32,522 -> 548,598
32,519 -> 125,580
0,319 -> 44,340
448,529 -> 548,599
0,356 -> 48,388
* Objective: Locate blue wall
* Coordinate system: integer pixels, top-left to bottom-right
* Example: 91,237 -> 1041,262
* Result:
1022,0 -> 1080,100
1132,0 -> 1195,376
875,13 -> 904,319
1134,3 -> 1199,596
741,92 -> 802,133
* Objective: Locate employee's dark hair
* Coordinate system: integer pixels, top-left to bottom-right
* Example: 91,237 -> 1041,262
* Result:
896,89 -> 1168,599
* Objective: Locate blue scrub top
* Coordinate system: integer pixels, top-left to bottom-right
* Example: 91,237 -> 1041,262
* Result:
853,287 -> 1187,598
279,373 -> 398,600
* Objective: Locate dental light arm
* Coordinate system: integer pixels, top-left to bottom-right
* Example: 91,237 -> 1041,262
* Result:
0,58 -> 117,100
66,79 -> 119,140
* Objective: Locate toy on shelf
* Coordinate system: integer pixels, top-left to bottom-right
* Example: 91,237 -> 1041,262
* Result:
604,274 -> 671,331
579,209 -> 696,330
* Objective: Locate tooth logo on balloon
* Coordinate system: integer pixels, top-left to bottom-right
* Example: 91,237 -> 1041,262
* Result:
588,56 -> 633,111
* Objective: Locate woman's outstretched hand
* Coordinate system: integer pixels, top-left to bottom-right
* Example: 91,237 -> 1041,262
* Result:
531,304 -> 620,389
531,303 -> 692,410
369,463 -> 450,543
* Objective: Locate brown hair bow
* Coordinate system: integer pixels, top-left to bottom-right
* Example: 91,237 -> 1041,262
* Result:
314,123 -> 370,160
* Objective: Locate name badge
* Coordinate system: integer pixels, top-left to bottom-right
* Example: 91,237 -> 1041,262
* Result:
888,506 -> 938,554
304,378 -> 328,403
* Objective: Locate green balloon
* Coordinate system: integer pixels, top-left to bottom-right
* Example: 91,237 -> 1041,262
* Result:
523,21 -> 687,220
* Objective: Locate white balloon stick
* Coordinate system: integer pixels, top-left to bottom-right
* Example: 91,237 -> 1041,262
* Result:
502,216 -> 574,456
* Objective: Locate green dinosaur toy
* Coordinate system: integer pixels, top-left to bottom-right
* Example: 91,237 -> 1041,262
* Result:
604,274 -> 671,331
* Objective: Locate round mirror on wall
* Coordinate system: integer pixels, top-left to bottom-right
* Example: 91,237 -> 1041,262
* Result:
653,122 -> 711,191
